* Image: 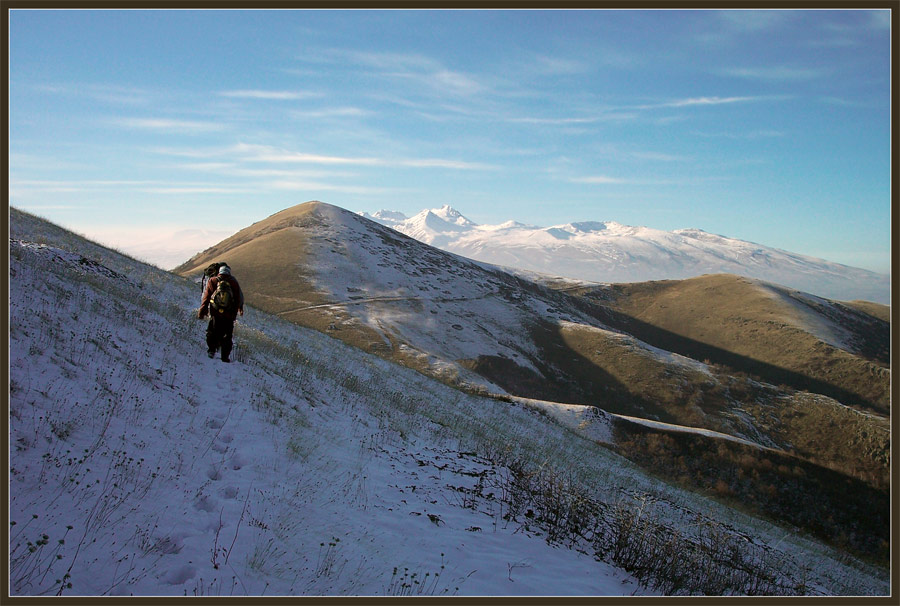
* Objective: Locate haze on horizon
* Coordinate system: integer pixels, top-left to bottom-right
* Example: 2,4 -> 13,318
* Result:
9,9 -> 892,274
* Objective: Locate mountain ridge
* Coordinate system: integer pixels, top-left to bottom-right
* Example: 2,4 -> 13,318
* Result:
360,206 -> 889,304
176,203 -> 889,507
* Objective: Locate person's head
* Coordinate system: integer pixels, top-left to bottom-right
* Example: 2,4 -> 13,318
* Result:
218,265 -> 231,276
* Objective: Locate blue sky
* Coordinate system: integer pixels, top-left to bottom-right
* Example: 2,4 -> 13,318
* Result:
9,9 -> 892,273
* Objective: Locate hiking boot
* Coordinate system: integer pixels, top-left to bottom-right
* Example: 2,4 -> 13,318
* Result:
207,350 -> 215,359
221,355 -> 231,363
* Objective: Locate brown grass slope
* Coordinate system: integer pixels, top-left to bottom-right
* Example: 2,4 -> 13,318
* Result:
844,299 -> 891,323
524,311 -> 890,493
589,274 -> 889,415
174,201 -> 391,353
173,203 -> 887,565
174,204 -> 756,426
611,418 -> 889,564
175,205 -> 888,490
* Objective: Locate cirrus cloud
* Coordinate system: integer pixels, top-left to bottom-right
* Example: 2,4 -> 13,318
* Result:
218,89 -> 321,100
114,117 -> 226,133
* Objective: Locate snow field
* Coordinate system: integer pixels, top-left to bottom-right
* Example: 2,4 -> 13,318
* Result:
9,238 -> 650,596
8,222 -> 889,597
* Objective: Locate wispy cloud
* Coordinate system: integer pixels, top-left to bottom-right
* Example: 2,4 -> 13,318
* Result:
390,67 -> 485,97
290,107 -> 372,120
174,162 -> 359,181
235,167 -> 357,179
398,158 -> 496,170
269,180 -> 402,195
529,54 -> 589,76
718,66 -> 827,81
248,149 -> 382,166
810,12 -> 891,48
13,179 -> 160,189
694,129 -> 785,140
693,10 -> 797,47
507,113 -> 637,125
569,175 -> 628,185
34,82 -> 153,106
218,89 -> 320,100
151,143 -> 494,175
509,96 -> 761,127
311,49 -> 487,98
655,96 -> 759,108
115,117 -> 226,133
141,186 -> 249,195
327,49 -> 435,71
253,149 -> 495,170
715,10 -> 795,32
12,178 -> 249,195
176,162 -> 238,172
630,151 -> 688,162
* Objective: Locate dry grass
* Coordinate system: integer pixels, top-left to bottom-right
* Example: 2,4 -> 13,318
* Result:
739,390 -> 890,490
483,318 -> 891,489
844,300 -> 890,323
612,420 -> 890,566
176,203 -> 327,312
592,274 -> 889,414
556,323 -> 720,424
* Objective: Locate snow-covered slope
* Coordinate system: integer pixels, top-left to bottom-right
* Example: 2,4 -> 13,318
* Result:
360,206 -> 889,304
177,202 -> 889,485
9,208 -> 888,597
176,203 -> 741,428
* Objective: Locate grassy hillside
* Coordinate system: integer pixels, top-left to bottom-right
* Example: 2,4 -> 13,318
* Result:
844,300 -> 891,323
612,420 -> 890,564
585,274 -> 889,414
462,304 -> 890,495
168,204 -> 890,565
174,202 -> 393,356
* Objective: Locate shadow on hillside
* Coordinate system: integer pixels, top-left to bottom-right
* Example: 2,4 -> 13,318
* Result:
612,419 -> 890,565
462,320 -> 689,425
465,308 -> 890,564
496,279 -> 887,418
594,306 -> 889,416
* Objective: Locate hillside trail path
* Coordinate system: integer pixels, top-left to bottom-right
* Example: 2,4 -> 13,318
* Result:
275,291 -> 498,317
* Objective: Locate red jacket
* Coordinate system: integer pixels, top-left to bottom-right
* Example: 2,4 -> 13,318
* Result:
201,275 -> 244,319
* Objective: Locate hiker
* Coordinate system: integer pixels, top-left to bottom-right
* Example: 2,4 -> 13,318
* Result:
197,263 -> 244,363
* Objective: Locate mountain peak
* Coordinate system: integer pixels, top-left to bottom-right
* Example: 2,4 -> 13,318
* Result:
431,205 -> 476,227
367,209 -> 408,224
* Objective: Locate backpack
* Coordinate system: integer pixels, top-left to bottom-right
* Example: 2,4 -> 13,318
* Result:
201,262 -> 229,294
210,276 -> 236,315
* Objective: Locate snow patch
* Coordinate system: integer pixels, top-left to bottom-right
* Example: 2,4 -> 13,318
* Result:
512,397 -> 614,445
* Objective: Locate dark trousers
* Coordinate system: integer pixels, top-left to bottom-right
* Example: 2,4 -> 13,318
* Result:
206,314 -> 235,358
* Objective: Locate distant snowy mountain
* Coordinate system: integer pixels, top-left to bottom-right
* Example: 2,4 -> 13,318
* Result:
360,206 -> 889,304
